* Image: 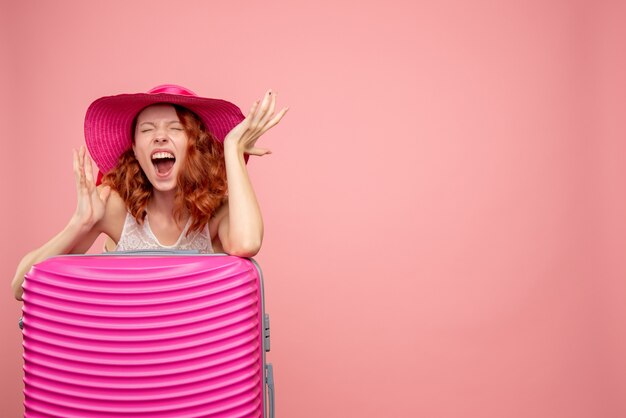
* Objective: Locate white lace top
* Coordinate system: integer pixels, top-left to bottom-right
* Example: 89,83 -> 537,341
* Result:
107,211 -> 214,253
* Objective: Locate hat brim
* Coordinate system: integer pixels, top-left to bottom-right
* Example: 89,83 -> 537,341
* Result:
85,92 -> 246,175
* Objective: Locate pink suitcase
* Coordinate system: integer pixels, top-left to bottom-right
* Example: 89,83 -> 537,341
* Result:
20,251 -> 274,418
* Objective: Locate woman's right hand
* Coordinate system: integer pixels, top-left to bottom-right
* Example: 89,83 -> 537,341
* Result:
71,145 -> 111,230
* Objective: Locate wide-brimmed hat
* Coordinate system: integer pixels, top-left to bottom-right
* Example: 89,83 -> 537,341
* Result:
84,84 -> 246,183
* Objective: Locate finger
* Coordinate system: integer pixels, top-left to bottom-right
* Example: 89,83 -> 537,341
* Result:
240,102 -> 257,127
79,145 -> 85,168
73,149 -> 81,191
84,153 -> 94,192
251,90 -> 272,129
245,100 -> 259,121
258,107 -> 289,134
237,101 -> 259,135
78,148 -> 87,193
247,147 -> 272,156
79,146 -> 88,193
232,100 -> 260,143
260,92 -> 277,128
249,100 -> 259,115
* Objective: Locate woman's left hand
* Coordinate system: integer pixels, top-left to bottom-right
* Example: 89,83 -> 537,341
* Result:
224,89 -> 289,156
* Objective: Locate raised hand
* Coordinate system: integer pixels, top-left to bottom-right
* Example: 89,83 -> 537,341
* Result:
224,89 -> 289,156
71,145 -> 111,230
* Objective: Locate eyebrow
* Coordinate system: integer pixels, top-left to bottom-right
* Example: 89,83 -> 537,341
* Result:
139,121 -> 183,126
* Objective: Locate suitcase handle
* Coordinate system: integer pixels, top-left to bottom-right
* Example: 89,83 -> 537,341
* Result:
266,363 -> 275,418
105,249 -> 201,255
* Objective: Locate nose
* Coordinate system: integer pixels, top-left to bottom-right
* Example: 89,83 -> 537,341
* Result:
153,136 -> 169,144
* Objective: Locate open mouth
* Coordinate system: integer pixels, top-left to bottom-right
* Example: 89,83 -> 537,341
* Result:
151,151 -> 176,177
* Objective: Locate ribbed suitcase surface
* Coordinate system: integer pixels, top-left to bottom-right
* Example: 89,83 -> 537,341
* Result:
21,253 -> 272,418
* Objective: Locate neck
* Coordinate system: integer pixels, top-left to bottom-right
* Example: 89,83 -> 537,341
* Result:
148,189 -> 178,221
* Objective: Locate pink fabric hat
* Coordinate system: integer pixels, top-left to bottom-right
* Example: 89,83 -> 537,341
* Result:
84,84 -> 246,183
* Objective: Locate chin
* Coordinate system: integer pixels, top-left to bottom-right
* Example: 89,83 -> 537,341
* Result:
151,183 -> 178,192
148,176 -> 179,192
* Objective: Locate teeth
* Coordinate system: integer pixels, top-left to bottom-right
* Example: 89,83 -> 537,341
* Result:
152,152 -> 175,160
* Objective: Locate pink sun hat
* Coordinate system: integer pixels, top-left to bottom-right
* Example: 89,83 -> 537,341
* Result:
84,84 -> 246,184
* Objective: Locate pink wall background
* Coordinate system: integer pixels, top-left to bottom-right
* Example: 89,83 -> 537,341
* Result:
1,0 -> 625,417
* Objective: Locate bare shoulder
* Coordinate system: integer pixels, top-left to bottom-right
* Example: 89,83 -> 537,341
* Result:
97,185 -> 127,241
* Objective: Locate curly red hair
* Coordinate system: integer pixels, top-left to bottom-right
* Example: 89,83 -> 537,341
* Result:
102,104 -> 228,235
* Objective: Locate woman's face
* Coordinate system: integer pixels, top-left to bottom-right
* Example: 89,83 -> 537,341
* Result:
132,104 -> 188,192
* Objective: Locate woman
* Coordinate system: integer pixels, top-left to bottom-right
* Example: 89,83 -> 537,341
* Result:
11,84 -> 288,300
